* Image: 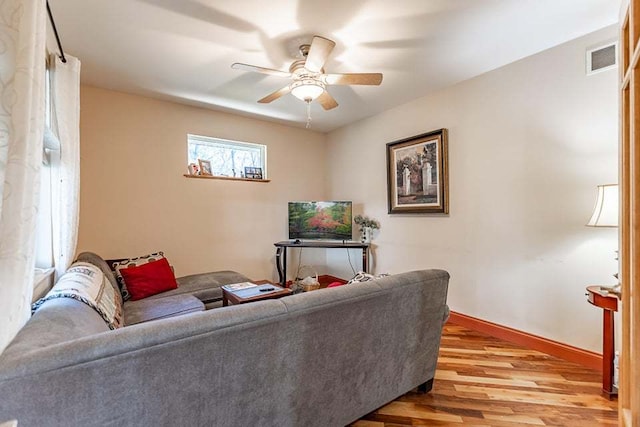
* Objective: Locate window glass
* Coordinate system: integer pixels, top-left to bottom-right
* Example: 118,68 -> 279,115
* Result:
34,161 -> 53,268
34,67 -> 53,269
187,134 -> 266,178
45,66 -> 51,128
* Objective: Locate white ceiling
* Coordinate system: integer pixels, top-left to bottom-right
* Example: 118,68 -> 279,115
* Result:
48,0 -> 620,132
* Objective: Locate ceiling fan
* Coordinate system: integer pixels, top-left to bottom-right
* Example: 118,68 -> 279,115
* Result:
231,36 -> 383,111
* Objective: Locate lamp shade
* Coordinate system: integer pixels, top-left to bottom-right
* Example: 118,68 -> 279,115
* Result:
586,184 -> 618,227
290,80 -> 325,101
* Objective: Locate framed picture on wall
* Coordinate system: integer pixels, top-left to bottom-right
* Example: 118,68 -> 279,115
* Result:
244,166 -> 263,179
386,128 -> 449,214
198,159 -> 213,176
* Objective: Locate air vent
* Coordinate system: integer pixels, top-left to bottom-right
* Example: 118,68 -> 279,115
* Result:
586,42 -> 618,75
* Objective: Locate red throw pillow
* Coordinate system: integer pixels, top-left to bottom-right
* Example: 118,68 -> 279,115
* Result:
327,281 -> 346,288
119,258 -> 178,300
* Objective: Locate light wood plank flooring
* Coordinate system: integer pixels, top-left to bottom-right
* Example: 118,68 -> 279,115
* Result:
352,324 -> 618,426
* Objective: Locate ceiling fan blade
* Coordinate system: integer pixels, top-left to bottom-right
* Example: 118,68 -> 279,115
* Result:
324,73 -> 383,86
231,63 -> 291,78
304,36 -> 336,73
258,85 -> 291,103
317,91 -> 338,110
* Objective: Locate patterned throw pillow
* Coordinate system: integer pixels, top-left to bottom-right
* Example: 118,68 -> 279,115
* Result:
112,252 -> 165,301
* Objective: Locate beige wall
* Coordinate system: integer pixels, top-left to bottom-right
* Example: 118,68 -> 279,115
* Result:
325,26 -> 619,352
77,86 -> 327,281
78,26 -> 617,353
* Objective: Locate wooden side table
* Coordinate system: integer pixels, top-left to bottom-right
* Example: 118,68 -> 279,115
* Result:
274,241 -> 369,287
222,282 -> 291,306
586,285 -> 619,398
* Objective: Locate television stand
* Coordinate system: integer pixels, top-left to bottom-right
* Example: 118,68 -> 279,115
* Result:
274,241 -> 370,287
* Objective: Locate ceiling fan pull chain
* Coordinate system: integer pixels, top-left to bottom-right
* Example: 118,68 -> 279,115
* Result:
306,99 -> 312,128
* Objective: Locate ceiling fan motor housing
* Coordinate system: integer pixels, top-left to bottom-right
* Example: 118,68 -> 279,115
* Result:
289,59 -> 323,76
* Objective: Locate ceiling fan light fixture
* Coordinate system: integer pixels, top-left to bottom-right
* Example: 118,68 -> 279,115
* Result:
290,79 -> 325,101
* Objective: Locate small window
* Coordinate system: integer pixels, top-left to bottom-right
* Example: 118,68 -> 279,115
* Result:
187,134 -> 266,179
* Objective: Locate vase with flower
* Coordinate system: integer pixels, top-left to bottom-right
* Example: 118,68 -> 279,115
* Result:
354,215 -> 380,243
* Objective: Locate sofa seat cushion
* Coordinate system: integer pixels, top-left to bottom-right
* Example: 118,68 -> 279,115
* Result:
123,294 -> 205,326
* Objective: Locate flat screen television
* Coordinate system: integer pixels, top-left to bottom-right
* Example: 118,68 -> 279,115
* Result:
288,201 -> 353,241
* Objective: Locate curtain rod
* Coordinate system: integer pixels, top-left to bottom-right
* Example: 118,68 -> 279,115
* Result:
46,1 -> 66,63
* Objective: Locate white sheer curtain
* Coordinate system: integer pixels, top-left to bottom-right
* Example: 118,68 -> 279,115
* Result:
0,0 -> 46,353
49,54 -> 81,279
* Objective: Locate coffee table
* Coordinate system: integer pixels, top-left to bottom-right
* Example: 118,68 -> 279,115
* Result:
222,281 -> 292,306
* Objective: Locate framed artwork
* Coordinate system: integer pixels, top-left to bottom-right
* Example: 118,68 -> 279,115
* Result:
244,166 -> 263,179
386,128 -> 449,214
198,159 -> 212,176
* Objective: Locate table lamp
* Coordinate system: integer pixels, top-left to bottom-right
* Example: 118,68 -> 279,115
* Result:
586,184 -> 619,227
586,184 -> 620,294
585,184 -> 620,396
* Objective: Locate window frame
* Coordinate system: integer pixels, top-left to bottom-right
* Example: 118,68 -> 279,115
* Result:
187,133 -> 267,180
34,66 -> 54,270
32,63 -> 56,299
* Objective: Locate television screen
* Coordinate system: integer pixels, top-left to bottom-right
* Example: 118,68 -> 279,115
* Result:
288,201 -> 353,241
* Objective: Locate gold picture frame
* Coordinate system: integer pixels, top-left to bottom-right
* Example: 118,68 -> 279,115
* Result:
386,129 -> 449,214
198,159 -> 212,176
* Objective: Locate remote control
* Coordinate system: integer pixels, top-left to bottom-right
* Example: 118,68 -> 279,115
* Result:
260,287 -> 275,292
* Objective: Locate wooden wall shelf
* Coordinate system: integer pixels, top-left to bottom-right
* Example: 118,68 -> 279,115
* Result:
183,174 -> 270,183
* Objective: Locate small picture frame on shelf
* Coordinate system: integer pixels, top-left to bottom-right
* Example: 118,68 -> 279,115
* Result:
244,166 -> 260,179
198,159 -> 212,176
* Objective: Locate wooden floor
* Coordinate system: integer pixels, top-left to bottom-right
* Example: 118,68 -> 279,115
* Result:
352,324 -> 618,426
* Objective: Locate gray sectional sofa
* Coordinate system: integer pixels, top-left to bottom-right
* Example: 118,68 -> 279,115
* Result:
0,252 -> 450,427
